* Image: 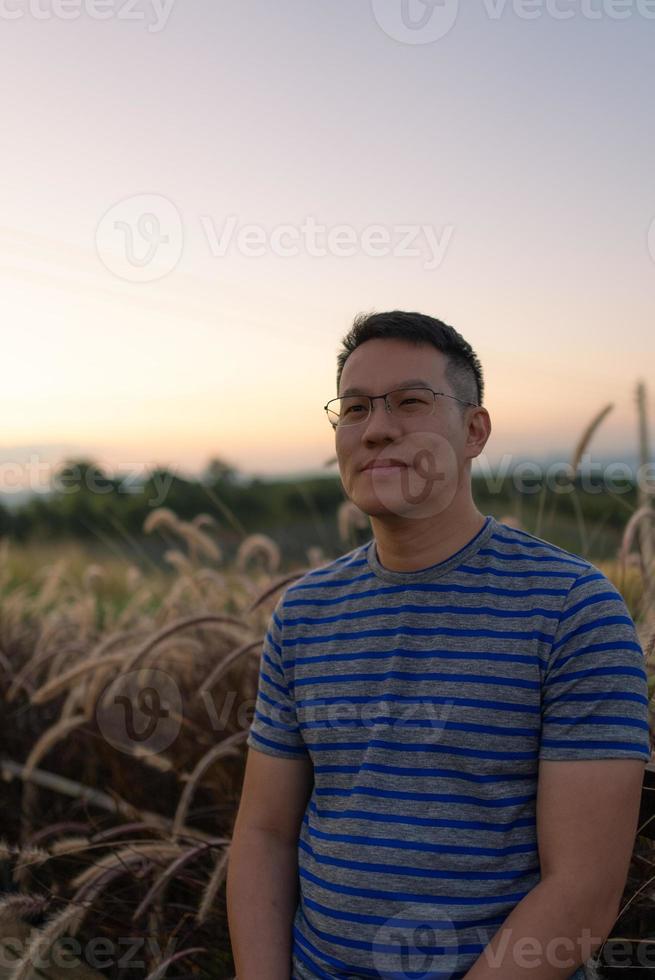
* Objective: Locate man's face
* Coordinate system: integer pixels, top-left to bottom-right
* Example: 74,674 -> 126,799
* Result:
334,338 -> 478,521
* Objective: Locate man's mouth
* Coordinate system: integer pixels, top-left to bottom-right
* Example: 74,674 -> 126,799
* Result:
361,460 -> 408,472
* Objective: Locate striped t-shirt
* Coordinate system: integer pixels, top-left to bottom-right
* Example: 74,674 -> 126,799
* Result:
246,514 -> 651,980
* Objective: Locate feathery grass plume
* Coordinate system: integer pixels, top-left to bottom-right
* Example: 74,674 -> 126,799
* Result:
67,593 -> 98,644
110,613 -> 250,684
569,403 -> 614,473
81,630 -> 149,717
48,836 -> 92,856
32,557 -> 68,611
0,589 -> 33,647
84,627 -> 147,667
7,902 -> 92,980
21,715 -> 90,842
199,637 -> 264,695
8,846 -> 51,872
636,380 -> 654,597
44,636 -> 91,687
245,570 -> 309,614
619,508 -> 653,564
132,840 -> 219,922
0,758 -> 209,839
29,653 -> 125,705
6,615 -> 82,702
155,634 -> 206,659
94,613 -> 249,724
175,520 -> 222,563
0,647 -> 13,683
115,584 -> 156,627
24,716 -> 89,776
196,845 -> 230,924
125,563 -> 142,589
337,500 -> 369,546
143,946 -> 209,980
165,571 -> 212,610
160,573 -> 202,612
566,402 -> 616,557
192,512 -> 217,529
499,514 -> 522,529
194,567 -> 226,586
88,821 -> 164,844
11,846 -> 52,889
70,842 -> 184,898
59,682 -> 90,722
82,564 -> 104,593
143,507 -> 182,536
235,533 -> 281,575
306,545 -> 326,568
637,382 -> 655,623
596,559 -> 644,622
172,731 -> 247,838
163,548 -> 194,575
644,627 -> 655,665
0,893 -> 49,926
128,745 -> 176,773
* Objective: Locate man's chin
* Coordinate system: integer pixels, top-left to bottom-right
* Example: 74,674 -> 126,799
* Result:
349,489 -> 414,520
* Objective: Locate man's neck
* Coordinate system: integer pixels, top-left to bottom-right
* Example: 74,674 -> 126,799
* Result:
370,503 -> 487,573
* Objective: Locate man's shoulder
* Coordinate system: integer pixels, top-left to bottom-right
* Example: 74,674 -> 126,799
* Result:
281,540 -> 371,605
490,519 -> 594,576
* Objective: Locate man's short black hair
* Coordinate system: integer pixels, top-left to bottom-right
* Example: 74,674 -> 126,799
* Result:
336,310 -> 484,408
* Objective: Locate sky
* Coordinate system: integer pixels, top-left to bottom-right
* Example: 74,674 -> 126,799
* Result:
1,0 -> 654,495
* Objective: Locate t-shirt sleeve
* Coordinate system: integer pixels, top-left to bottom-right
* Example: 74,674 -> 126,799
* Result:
539,566 -> 652,762
246,594 -> 310,760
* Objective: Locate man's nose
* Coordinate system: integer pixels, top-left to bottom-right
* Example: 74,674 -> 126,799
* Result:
361,396 -> 400,438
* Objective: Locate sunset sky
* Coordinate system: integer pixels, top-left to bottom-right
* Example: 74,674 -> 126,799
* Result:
2,1 -> 654,494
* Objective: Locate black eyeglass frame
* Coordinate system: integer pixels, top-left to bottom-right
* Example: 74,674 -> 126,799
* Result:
323,386 -> 478,430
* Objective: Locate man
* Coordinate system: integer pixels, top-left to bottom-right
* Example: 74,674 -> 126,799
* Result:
227,310 -> 651,980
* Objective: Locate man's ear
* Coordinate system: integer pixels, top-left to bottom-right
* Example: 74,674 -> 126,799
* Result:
466,407 -> 491,458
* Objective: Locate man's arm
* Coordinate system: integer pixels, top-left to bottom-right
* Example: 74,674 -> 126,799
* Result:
227,747 -> 314,980
462,757 -> 646,979
228,591 -> 313,978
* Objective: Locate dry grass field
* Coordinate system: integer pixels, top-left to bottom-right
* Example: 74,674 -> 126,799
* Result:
0,488 -> 654,978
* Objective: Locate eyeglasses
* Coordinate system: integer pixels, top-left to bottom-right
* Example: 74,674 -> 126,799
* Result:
323,386 -> 477,429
